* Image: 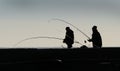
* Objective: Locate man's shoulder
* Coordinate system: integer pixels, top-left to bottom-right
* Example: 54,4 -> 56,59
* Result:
70,29 -> 73,32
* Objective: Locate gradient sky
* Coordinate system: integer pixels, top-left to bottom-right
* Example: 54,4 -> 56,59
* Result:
0,0 -> 120,48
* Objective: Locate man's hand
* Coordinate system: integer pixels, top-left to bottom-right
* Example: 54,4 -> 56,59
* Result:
88,39 -> 92,42
63,39 -> 66,43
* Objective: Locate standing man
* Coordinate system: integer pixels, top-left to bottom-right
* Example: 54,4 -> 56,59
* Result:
88,26 -> 102,48
63,27 -> 74,48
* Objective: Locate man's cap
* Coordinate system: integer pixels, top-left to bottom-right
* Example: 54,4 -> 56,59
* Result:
92,25 -> 97,29
66,27 -> 70,30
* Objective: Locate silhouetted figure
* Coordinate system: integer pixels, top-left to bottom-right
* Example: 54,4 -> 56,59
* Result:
88,26 -> 102,48
63,27 -> 74,48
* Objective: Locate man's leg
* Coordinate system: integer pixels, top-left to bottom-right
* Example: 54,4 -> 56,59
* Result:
68,44 -> 72,48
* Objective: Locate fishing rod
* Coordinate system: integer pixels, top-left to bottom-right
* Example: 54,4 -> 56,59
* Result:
14,36 -> 83,47
49,18 -> 90,39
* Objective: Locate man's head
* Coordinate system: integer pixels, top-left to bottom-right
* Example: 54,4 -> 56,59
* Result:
92,25 -> 98,32
92,26 -> 97,29
66,27 -> 70,30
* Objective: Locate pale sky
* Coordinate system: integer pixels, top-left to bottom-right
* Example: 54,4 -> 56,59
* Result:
0,0 -> 120,48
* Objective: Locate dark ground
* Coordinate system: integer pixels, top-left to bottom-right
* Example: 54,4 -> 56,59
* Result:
0,47 -> 120,71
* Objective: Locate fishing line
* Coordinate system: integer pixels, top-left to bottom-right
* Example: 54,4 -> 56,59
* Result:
14,36 -> 63,47
14,36 -> 83,47
49,18 -> 90,39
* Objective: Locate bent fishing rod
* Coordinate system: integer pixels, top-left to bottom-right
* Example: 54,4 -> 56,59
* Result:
14,36 -> 83,47
49,18 -> 90,39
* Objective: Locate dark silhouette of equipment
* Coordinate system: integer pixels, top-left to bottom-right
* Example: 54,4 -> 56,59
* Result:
80,45 -> 88,48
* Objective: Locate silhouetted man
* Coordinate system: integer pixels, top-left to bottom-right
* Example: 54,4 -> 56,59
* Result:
63,27 -> 74,48
88,26 -> 102,48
